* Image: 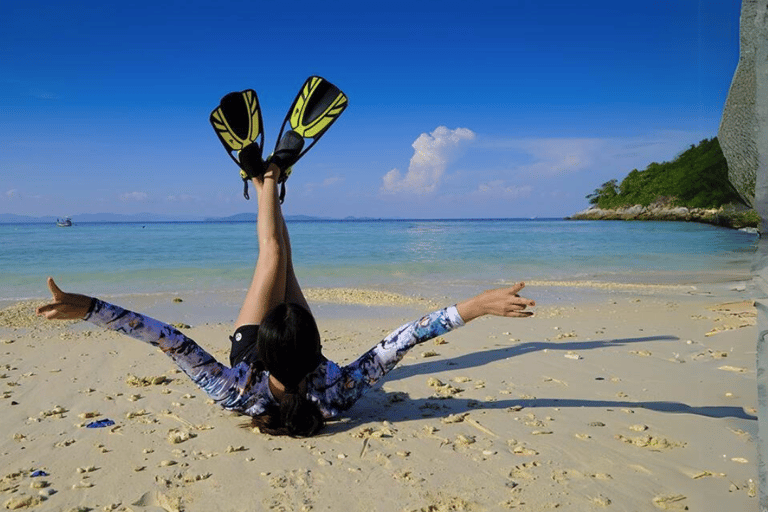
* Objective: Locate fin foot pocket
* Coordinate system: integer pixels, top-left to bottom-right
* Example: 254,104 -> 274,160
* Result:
269,130 -> 304,171
238,143 -> 266,178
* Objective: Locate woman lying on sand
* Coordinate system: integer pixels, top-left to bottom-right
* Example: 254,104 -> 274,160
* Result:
37,163 -> 535,437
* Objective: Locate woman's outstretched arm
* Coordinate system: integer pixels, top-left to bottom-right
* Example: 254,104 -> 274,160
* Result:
325,282 -> 535,411
37,278 -> 258,411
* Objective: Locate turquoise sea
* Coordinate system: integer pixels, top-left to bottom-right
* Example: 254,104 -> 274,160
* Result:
0,219 -> 758,303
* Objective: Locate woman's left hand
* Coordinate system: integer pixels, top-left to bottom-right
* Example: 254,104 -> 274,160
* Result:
456,282 -> 535,323
36,277 -> 94,320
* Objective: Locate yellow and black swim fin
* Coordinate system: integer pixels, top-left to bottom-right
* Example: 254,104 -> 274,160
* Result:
210,89 -> 265,199
268,76 -> 348,201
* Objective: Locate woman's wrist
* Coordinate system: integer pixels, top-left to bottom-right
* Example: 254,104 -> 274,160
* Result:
455,294 -> 486,323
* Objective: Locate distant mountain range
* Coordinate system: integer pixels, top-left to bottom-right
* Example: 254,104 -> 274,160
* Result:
0,212 -> 372,223
202,213 -> 331,222
1,213 -> 536,224
0,212 -> 194,223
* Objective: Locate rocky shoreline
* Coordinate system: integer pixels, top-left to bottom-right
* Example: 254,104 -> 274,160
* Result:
567,205 -> 759,230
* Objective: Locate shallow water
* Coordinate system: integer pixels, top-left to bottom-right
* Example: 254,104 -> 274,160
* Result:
0,219 -> 756,302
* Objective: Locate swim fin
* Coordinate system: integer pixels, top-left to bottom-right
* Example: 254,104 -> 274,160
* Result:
210,89 -> 265,199
268,76 -> 348,201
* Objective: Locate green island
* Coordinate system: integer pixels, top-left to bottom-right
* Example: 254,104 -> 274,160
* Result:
569,137 -> 759,229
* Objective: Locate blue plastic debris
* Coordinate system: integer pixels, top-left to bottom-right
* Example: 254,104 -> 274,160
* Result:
86,419 -> 115,428
31,470 -> 48,477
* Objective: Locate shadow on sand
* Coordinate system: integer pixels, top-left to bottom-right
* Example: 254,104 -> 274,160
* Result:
322,334 -> 756,435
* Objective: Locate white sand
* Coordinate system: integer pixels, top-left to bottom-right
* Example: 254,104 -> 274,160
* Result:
0,283 -> 757,511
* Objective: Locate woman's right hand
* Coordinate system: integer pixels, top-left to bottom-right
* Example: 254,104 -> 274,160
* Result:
36,277 -> 94,320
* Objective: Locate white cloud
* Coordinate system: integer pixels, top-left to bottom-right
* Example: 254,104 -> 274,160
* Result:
506,138 -> 607,176
166,194 -> 198,202
484,131 -> 709,179
6,189 -> 18,199
474,182 -> 532,199
381,126 -> 476,194
120,191 -> 148,202
304,175 -> 345,194
322,176 -> 343,187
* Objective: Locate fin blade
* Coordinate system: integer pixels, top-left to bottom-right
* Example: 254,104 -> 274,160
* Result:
209,89 -> 263,152
288,76 -> 348,139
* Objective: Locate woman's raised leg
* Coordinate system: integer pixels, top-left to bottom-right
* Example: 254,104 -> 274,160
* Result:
281,218 -> 311,313
235,164 -> 288,329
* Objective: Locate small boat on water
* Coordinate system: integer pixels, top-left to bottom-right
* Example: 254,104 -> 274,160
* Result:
56,217 -> 73,227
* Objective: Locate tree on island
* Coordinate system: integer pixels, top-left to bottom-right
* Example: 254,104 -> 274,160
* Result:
586,138 -> 745,210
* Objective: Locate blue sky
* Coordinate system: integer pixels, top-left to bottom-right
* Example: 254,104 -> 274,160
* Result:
1,0 -> 741,219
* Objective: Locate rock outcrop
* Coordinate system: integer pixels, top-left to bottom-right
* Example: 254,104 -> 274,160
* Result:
718,0 -> 764,207
567,204 -> 757,229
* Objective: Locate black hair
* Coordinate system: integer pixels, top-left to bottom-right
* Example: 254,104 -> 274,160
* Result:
250,303 -> 325,437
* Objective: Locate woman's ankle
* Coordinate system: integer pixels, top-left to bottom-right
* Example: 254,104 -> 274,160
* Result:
261,162 -> 281,182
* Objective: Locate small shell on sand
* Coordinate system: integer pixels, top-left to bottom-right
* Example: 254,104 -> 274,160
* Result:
592,494 -> 612,507
687,470 -> 725,479
352,426 -> 396,439
427,377 -> 463,396
652,494 -> 687,510
126,374 -> 172,386
167,429 -> 196,444
40,406 -> 67,418
511,445 -> 538,455
616,434 -> 685,450
427,377 -> 443,387
455,434 -> 475,445
718,366 -> 748,373
4,496 -> 45,509
629,424 -> 648,432
183,473 -> 211,483
442,413 -> 468,424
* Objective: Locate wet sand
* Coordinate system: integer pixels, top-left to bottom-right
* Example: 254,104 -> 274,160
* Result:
0,282 -> 757,511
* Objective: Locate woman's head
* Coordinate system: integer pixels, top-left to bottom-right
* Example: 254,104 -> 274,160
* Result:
254,303 -> 325,436
257,302 -> 323,387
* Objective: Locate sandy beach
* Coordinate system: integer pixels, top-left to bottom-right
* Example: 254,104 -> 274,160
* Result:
0,281 -> 757,511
